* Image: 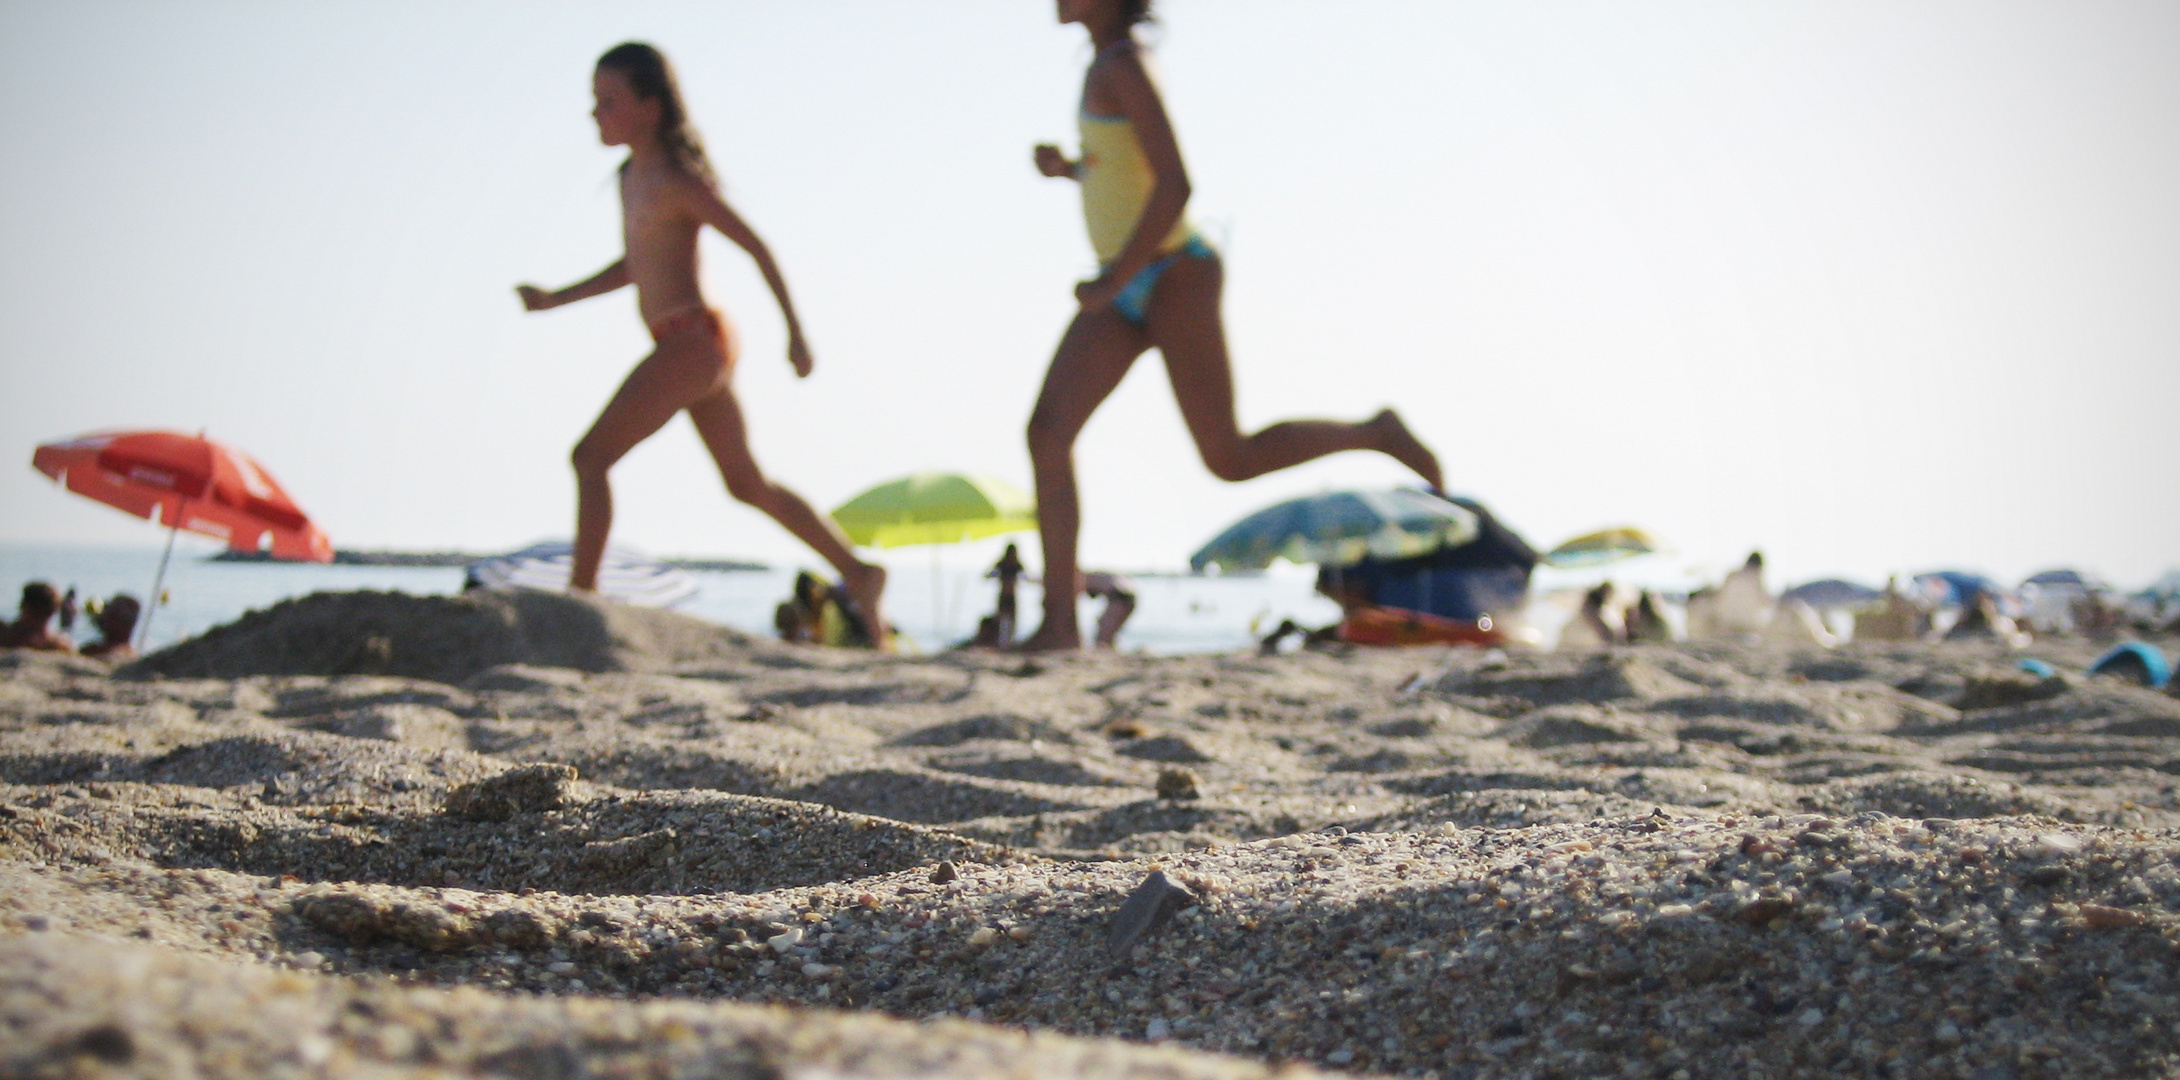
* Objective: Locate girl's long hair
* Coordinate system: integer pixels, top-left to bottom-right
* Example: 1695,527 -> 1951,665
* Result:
596,42 -> 717,187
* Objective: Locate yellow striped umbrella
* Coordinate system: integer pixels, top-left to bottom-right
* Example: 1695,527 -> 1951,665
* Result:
1542,527 -> 1661,568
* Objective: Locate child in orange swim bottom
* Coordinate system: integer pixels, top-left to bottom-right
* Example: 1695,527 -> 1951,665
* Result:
515,43 -> 886,643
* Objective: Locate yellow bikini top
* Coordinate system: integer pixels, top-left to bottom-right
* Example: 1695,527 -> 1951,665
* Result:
1078,108 -> 1193,265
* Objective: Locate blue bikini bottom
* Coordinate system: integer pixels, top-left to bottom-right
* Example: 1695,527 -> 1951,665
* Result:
1110,234 -> 1216,326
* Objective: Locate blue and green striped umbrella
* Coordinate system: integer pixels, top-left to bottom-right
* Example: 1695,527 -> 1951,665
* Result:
1189,489 -> 1478,573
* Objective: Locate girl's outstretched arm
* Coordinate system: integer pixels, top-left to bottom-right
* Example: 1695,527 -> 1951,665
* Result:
1033,143 -> 1080,180
1078,45 -> 1192,310
684,180 -> 813,378
516,260 -> 629,311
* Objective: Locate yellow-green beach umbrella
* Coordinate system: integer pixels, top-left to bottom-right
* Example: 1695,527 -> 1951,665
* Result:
831,473 -> 1037,645
830,473 -> 1037,549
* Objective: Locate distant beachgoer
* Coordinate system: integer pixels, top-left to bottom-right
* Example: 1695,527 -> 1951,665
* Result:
1259,615 -> 1348,655
1314,564 -> 1373,616
1016,0 -> 1442,651
1624,590 -> 1674,644
78,594 -> 141,662
777,571 -> 824,645
1851,578 -> 1925,641
2073,590 -> 2125,640
1259,618 -> 1326,655
1,582 -> 73,653
1765,598 -> 1840,649
966,613 -> 1006,650
515,42 -> 886,645
1557,583 -> 1623,651
987,543 -> 1027,646
1082,571 -> 1137,649
1686,552 -> 1774,640
1260,566 -> 1368,654
774,587 -> 814,644
776,570 -> 877,649
1948,594 -> 2031,648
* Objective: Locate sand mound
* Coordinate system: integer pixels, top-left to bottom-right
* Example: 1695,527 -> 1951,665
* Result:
127,588 -> 771,683
11,626 -> 2180,1077
2,933 -> 1320,1080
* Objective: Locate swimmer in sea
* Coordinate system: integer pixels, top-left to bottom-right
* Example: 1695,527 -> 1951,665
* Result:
1018,0 -> 1443,651
516,42 -> 886,643
1082,570 -> 1137,649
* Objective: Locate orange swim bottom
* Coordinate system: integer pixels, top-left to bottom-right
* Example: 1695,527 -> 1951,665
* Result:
646,304 -> 725,346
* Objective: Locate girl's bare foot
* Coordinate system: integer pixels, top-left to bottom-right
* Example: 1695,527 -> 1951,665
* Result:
1014,621 -> 1081,652
1371,409 -> 1443,491
843,564 -> 890,650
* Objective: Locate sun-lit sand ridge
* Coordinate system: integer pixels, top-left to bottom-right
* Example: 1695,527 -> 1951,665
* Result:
4,589 -> 2179,1077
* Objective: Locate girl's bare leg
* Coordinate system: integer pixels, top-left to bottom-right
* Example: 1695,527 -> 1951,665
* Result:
686,385 -> 888,644
1146,256 -> 1444,490
569,332 -> 730,591
1019,307 -> 1152,652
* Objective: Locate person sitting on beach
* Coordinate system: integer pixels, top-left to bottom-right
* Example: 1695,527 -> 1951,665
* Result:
1851,578 -> 1925,642
776,571 -> 878,649
777,571 -> 825,645
1016,0 -> 1443,651
1685,552 -> 1774,640
1082,571 -> 1137,649
1623,590 -> 1674,644
774,583 -> 815,644
1557,583 -> 1625,651
77,594 -> 141,662
515,42 -> 886,645
1765,597 -> 1840,649
0,582 -> 73,652
1947,593 -> 2032,648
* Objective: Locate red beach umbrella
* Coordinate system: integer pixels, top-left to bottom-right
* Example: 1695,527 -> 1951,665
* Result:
32,430 -> 333,561
31,430 -> 333,647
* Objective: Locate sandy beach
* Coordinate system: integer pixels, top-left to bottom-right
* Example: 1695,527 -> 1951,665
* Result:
5,588 -> 2179,1078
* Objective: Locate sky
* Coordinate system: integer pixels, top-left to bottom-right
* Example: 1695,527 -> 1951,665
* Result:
3,1 -> 2176,590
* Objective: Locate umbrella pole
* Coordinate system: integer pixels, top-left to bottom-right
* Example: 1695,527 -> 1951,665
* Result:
138,498 -> 187,651
932,544 -> 944,645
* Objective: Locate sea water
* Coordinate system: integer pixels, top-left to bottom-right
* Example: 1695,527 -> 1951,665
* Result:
0,542 -> 1342,657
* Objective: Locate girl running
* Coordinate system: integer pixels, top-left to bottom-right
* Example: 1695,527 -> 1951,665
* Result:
516,43 -> 886,640
1018,0 -> 1444,651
